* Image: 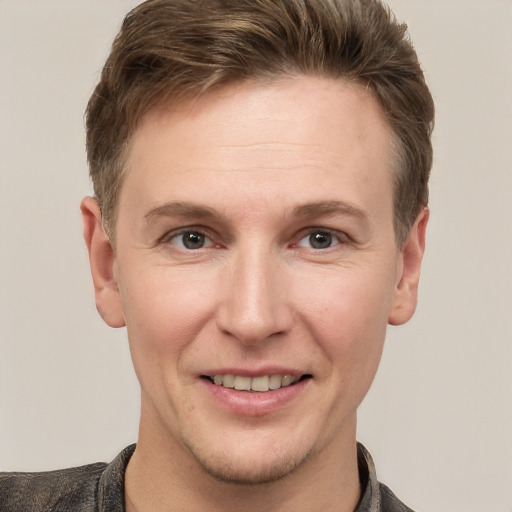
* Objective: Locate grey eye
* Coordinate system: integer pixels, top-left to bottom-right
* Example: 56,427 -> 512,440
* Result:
182,232 -> 205,249
171,231 -> 212,250
297,230 -> 337,249
308,231 -> 333,249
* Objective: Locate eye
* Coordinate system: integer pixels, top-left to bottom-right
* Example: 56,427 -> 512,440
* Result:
168,230 -> 213,250
297,230 -> 342,250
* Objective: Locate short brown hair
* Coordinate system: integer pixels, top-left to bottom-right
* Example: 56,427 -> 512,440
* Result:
86,0 -> 434,246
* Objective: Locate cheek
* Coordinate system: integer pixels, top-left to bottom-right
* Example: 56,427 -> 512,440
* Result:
294,265 -> 394,372
118,266 -> 218,378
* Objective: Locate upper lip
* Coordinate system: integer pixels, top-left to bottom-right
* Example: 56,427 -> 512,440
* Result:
200,367 -> 308,378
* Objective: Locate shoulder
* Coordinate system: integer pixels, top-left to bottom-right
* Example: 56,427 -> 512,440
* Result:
378,482 -> 415,512
0,462 -> 107,512
356,443 -> 415,512
0,445 -> 135,512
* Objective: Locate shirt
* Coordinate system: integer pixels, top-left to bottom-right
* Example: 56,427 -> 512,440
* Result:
0,443 -> 414,511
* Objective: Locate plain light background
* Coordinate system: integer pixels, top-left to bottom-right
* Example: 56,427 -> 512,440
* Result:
0,1 -> 511,511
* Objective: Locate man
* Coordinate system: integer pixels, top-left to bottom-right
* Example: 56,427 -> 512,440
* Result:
0,0 -> 434,510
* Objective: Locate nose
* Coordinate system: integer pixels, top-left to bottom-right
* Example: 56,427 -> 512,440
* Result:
216,245 -> 292,345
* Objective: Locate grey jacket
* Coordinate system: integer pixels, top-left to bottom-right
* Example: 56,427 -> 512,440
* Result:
0,443 -> 414,511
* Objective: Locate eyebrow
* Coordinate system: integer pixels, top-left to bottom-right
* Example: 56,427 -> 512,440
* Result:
293,200 -> 368,221
145,202 -> 220,222
144,200 -> 368,223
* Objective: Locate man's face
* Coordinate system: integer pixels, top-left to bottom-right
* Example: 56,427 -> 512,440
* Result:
85,76 -> 425,484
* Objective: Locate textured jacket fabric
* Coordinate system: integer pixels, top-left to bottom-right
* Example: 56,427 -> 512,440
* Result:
0,443 -> 414,511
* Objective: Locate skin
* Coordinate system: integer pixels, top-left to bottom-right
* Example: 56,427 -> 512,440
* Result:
82,76 -> 428,512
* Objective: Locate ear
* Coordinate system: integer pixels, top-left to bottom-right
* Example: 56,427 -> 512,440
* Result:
388,208 -> 429,326
81,197 -> 125,328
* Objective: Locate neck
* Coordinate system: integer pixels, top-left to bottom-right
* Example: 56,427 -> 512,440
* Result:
125,418 -> 361,512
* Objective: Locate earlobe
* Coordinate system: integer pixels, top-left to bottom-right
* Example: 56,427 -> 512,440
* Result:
81,197 -> 126,328
388,208 -> 429,326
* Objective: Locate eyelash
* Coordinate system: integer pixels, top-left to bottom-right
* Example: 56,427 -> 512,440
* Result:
159,227 -> 215,250
295,229 -> 348,250
159,227 -> 350,251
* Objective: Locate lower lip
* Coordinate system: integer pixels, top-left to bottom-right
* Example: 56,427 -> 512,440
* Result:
201,378 -> 310,417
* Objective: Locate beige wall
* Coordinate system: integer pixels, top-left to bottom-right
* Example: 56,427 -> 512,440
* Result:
0,1 -> 510,510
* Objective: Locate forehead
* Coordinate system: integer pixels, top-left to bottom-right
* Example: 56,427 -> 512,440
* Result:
121,76 -> 395,217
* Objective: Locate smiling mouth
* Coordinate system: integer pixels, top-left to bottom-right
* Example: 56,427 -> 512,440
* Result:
203,374 -> 311,392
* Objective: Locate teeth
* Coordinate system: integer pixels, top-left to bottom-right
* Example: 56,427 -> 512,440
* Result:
251,375 -> 269,392
234,376 -> 251,391
212,374 -> 299,392
281,375 -> 294,387
222,374 -> 235,388
269,374 -> 282,390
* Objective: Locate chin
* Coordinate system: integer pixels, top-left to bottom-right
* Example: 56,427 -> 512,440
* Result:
182,436 -> 315,485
